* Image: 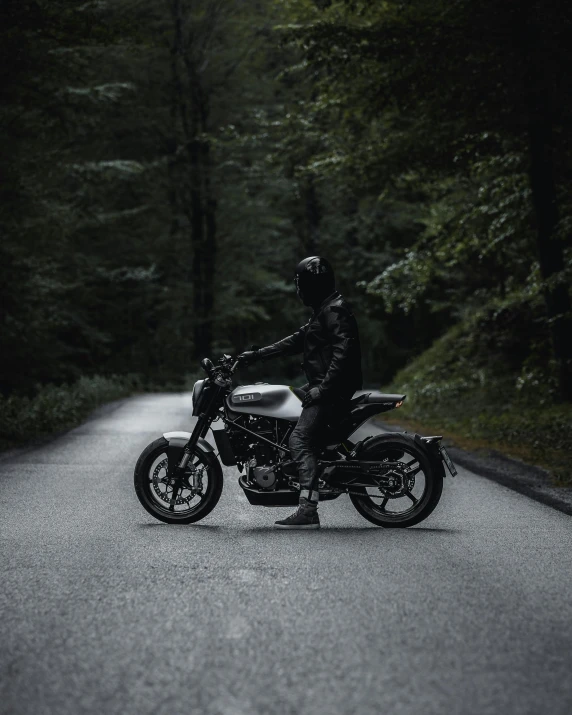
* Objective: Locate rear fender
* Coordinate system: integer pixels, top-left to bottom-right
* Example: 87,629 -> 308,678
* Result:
349,432 -> 402,457
413,433 -> 447,478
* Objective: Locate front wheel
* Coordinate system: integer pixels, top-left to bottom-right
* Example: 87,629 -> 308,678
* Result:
349,434 -> 443,528
134,437 -> 223,524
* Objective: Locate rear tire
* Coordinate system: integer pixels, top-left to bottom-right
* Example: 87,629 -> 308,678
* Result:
349,433 -> 443,528
134,437 -> 223,524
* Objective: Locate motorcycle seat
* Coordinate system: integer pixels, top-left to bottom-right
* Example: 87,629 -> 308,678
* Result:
350,391 -> 406,405
292,387 -> 406,406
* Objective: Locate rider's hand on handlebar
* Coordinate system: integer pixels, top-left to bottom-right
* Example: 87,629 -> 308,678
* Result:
237,350 -> 260,366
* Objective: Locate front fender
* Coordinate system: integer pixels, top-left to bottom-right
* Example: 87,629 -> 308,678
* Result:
163,431 -> 215,477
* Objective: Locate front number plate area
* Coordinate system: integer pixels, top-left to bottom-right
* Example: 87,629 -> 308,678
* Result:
440,446 -> 457,476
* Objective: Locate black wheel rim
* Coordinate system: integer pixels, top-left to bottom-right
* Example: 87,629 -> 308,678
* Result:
357,445 -> 430,521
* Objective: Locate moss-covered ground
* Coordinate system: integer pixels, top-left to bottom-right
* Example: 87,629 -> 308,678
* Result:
381,321 -> 572,486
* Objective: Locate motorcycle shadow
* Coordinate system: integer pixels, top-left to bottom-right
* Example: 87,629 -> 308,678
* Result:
245,525 -> 459,534
137,522 -> 458,534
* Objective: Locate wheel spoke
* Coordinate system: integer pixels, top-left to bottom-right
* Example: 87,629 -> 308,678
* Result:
169,483 -> 181,511
143,450 -> 213,518
380,497 -> 388,511
404,491 -> 418,505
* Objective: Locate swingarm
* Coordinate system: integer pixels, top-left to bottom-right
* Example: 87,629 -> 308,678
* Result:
320,459 -> 419,489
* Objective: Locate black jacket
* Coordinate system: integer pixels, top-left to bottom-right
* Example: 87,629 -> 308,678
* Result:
258,291 -> 363,399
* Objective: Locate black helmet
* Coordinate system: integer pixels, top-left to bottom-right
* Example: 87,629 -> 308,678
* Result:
295,256 -> 335,307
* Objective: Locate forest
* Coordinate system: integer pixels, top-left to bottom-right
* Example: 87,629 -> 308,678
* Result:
1,0 -> 571,480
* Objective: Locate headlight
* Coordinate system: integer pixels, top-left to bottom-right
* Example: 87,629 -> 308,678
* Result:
191,379 -> 205,416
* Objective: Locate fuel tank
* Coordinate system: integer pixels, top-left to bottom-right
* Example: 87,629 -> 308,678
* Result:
226,384 -> 302,421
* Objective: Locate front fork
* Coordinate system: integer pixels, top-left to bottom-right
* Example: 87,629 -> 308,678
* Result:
168,379 -> 226,507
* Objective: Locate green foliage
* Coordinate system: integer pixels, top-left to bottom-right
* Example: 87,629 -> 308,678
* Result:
385,318 -> 572,484
277,0 -> 572,399
0,374 -> 143,448
2,0 -> 572,457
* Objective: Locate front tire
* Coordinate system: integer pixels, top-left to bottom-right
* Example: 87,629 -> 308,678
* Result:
134,437 -> 223,524
349,433 -> 443,528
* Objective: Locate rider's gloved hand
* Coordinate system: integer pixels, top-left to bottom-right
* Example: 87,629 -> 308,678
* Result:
237,350 -> 260,366
302,386 -> 322,407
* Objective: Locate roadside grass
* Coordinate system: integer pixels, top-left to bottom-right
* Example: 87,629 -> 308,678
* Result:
0,374 -> 145,450
0,375 -> 142,449
382,322 -> 572,487
0,370 -> 207,452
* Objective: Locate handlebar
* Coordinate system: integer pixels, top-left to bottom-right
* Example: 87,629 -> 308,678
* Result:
201,354 -> 242,380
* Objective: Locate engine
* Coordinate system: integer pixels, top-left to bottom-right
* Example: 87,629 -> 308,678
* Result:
226,415 -> 277,461
226,415 -> 286,490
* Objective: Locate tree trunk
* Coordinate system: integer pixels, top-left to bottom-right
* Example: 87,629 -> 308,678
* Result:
196,133 -> 217,359
528,119 -> 572,400
168,1 -> 218,361
523,2 -> 572,400
190,135 -> 217,360
186,51 -> 215,360
189,131 -> 208,358
167,0 -> 187,242
295,177 -> 320,254
169,0 -> 198,367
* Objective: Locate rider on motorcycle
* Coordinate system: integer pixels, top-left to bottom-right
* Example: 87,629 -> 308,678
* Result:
238,256 -> 362,529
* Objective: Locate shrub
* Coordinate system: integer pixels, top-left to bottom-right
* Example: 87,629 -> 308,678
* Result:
384,320 -> 572,485
0,374 -> 143,447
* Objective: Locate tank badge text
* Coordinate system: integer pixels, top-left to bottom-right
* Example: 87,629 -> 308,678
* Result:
232,392 -> 262,403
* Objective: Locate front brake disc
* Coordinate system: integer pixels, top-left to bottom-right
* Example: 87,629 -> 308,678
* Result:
152,459 -> 200,505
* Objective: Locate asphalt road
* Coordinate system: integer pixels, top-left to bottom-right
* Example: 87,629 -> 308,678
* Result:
1,393 -> 571,715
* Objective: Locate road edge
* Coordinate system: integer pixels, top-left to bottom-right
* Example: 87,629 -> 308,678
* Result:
376,419 -> 572,517
0,395 -> 133,464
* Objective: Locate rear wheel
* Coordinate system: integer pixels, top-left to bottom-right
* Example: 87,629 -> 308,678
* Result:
349,434 -> 443,528
134,437 -> 223,524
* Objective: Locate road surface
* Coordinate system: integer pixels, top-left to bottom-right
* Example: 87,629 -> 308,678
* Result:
1,393 -> 571,715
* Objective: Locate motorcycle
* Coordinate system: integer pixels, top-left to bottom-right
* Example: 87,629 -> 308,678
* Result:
134,354 -> 457,528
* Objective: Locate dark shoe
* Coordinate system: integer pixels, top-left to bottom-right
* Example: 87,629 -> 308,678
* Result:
274,501 -> 320,530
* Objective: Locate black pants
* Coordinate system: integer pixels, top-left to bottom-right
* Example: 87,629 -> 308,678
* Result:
288,385 -> 350,505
